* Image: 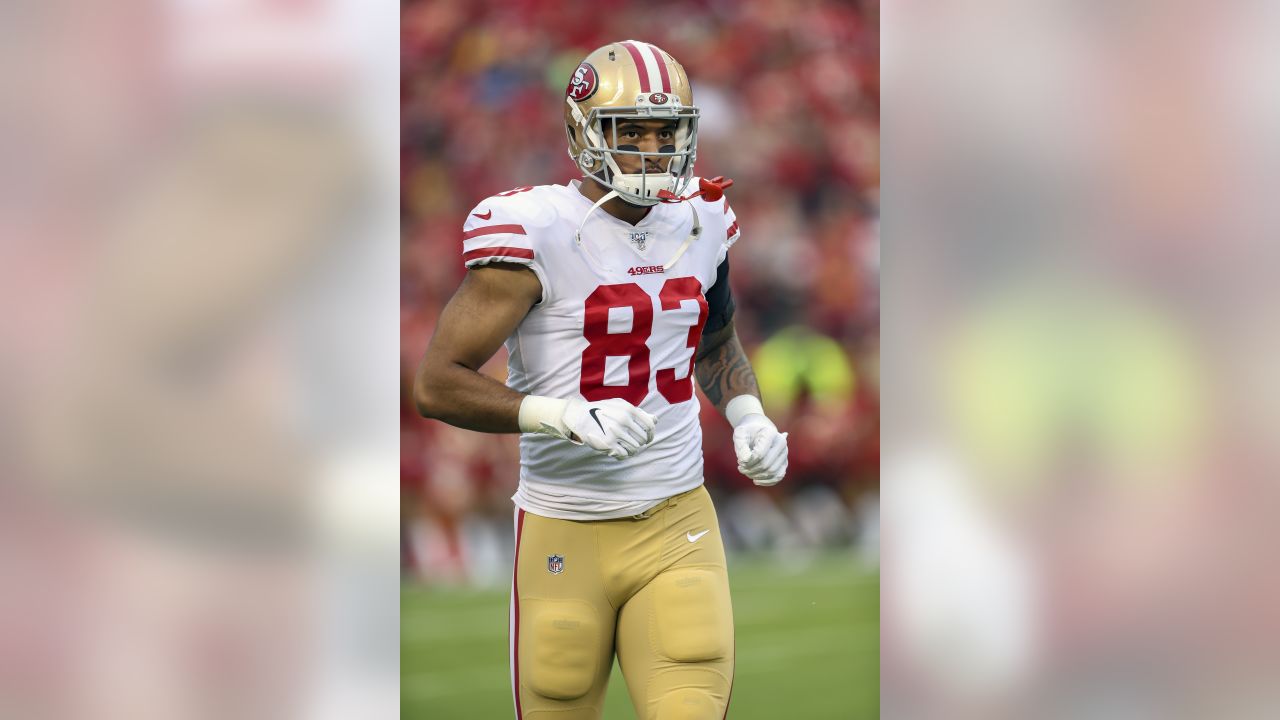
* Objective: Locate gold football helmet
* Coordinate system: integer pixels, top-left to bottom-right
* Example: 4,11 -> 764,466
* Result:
564,40 -> 699,206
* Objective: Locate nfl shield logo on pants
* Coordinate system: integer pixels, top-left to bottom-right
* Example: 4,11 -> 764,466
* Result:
547,554 -> 564,575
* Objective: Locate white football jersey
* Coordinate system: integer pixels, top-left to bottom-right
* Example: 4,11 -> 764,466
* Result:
460,179 -> 741,520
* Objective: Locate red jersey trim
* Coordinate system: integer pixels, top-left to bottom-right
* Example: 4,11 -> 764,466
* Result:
463,224 -> 527,240
463,246 -> 535,263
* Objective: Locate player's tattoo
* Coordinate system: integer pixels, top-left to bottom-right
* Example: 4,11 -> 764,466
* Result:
695,322 -> 760,412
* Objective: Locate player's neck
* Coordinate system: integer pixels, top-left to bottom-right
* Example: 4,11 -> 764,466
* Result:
578,178 -> 652,226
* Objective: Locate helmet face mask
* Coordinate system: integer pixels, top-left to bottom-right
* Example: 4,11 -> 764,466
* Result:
573,104 -> 700,206
564,41 -> 699,207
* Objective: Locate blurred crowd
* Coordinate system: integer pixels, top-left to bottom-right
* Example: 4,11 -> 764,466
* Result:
1,1 -> 401,717
880,0 -> 1280,716
401,0 -> 880,583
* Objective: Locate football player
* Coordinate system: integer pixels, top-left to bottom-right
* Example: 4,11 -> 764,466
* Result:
414,40 -> 788,720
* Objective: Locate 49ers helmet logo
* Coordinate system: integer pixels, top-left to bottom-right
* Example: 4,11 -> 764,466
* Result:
566,62 -> 599,102
648,92 -> 669,105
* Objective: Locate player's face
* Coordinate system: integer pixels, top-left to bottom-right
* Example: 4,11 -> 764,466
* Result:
606,119 -> 679,175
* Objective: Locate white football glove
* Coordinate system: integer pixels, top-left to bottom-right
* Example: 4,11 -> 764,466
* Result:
519,396 -> 657,461
726,396 -> 788,486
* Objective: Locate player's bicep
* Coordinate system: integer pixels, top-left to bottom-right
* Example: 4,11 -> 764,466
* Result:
425,264 -> 542,370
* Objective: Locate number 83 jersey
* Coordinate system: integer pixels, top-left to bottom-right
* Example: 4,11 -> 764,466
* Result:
461,179 -> 742,520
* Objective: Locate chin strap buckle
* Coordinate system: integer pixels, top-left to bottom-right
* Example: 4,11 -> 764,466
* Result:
657,175 -> 734,203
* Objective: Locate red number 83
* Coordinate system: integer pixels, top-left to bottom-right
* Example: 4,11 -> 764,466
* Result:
580,278 -> 708,405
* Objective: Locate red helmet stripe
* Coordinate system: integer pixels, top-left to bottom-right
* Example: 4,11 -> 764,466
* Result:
621,41 -> 652,92
647,44 -> 672,93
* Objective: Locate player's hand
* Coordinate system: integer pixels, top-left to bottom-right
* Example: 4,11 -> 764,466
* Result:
732,414 -> 788,486
562,398 -> 658,460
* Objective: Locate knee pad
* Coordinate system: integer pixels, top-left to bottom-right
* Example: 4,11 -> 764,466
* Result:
520,598 -> 602,700
651,568 -> 733,662
655,688 -> 719,720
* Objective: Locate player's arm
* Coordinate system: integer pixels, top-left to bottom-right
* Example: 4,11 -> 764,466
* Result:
414,263 -> 656,458
694,256 -> 759,413
694,320 -> 760,414
694,258 -> 788,486
413,264 -> 539,432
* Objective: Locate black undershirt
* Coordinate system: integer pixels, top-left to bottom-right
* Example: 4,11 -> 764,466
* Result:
704,256 -> 735,334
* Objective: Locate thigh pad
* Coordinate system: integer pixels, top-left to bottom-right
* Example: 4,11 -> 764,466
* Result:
521,598 -> 604,700
651,568 -> 733,663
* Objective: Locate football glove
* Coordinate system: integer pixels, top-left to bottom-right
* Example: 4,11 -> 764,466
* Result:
726,396 -> 788,486
519,395 -> 657,461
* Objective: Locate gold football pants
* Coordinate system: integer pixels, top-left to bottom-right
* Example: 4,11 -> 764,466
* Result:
510,485 -> 735,719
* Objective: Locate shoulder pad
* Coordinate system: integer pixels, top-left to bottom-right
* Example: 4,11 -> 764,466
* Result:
463,184 -> 559,233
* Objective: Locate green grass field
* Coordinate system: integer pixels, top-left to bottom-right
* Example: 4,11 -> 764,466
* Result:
402,553 -> 879,719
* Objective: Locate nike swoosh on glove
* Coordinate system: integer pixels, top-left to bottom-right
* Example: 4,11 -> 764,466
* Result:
563,398 -> 658,460
732,414 -> 789,486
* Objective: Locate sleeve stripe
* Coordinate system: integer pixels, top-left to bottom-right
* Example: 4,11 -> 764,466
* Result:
463,246 -> 535,263
462,224 -> 527,240
726,221 -> 740,240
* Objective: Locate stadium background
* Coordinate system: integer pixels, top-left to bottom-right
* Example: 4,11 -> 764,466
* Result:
401,0 -> 879,716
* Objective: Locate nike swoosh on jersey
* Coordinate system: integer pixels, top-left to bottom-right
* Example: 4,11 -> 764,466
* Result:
686,529 -> 710,543
472,210 -> 492,219
588,408 -> 605,432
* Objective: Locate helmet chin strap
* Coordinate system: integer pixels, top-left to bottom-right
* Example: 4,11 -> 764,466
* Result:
658,175 -> 734,203
574,188 -> 620,273
575,187 -> 703,273
653,177 -> 736,270
662,203 -> 702,271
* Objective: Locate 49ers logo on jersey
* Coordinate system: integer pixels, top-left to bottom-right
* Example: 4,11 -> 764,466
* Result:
566,63 -> 599,102
627,265 -> 664,276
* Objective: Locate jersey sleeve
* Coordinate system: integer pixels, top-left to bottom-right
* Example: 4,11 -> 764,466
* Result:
460,195 -> 549,302
716,196 -> 741,265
